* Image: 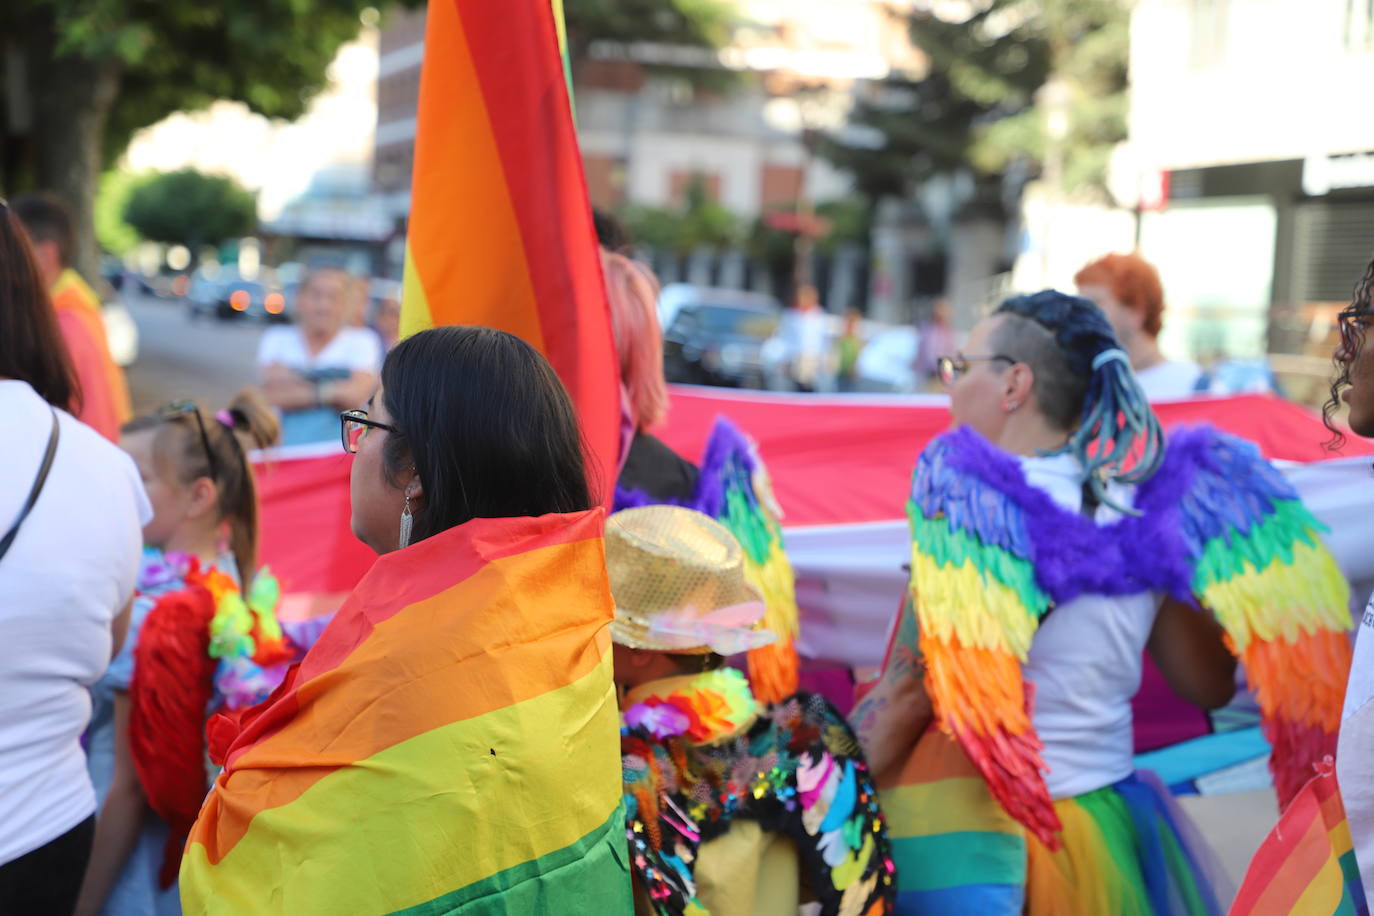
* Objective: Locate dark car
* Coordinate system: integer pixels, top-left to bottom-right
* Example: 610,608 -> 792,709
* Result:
662,293 -> 781,389
214,280 -> 288,322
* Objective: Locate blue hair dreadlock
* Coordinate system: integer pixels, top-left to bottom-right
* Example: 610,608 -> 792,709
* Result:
994,290 -> 1164,513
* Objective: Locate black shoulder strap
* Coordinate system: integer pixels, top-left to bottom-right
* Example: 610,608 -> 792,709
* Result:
0,408 -> 60,562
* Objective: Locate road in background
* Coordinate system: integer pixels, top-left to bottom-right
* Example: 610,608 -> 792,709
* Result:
123,293 -> 265,413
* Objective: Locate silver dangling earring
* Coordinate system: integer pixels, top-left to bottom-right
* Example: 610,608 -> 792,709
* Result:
399,494 -> 413,548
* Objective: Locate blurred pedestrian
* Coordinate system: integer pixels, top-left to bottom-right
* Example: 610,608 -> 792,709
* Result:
181,327 -> 631,912
258,266 -> 382,446
1074,252 -> 1204,399
0,200 -> 149,916
73,392 -> 294,916
12,192 -> 132,441
602,249 -> 698,502
780,284 -> 828,392
835,307 -> 864,392
372,293 -> 401,353
913,297 -> 956,389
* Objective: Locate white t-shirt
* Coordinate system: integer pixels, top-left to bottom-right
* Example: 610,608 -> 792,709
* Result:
1338,592 -> 1374,903
1135,359 -> 1204,400
257,325 -> 382,376
1019,453 -> 1163,799
0,381 -> 150,865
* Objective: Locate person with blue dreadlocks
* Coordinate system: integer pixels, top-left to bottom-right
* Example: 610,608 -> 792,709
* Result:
850,290 -> 1355,915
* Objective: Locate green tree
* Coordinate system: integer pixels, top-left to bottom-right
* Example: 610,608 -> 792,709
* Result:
822,0 -> 1126,208
93,170 -> 142,256
621,174 -> 740,254
564,0 -> 732,65
0,0 -> 382,280
123,169 -> 257,249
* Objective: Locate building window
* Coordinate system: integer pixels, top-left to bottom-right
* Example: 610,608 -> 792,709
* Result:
1347,0 -> 1374,50
1189,0 -> 1227,69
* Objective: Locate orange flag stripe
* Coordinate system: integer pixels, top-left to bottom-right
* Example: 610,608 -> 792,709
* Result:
404,0 -> 619,501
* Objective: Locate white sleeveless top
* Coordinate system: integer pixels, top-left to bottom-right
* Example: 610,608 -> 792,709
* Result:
1018,453 -> 1162,800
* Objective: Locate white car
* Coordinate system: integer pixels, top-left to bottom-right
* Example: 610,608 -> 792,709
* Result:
101,299 -> 139,367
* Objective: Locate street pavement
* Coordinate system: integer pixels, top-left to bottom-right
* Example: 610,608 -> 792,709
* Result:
117,289 -> 1277,896
123,292 -> 266,413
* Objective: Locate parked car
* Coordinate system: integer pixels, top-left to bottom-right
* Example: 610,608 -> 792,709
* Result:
661,287 -> 783,389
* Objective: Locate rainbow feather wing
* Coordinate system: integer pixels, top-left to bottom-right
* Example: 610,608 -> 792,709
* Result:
697,417 -> 799,705
1175,428 -> 1352,808
907,435 -> 1061,846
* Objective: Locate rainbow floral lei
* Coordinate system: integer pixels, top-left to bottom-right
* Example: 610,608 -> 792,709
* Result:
622,668 -> 757,744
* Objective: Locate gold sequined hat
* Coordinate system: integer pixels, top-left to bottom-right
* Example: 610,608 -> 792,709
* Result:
606,506 -> 776,656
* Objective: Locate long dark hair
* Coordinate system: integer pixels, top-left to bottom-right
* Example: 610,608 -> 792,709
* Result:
1323,256 -> 1374,449
124,389 -> 281,586
0,203 -> 80,410
380,326 -> 591,543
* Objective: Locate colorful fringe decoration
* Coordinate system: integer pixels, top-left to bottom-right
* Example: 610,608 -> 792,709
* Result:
696,418 -> 801,704
400,0 -> 619,503
1230,760 -> 1368,916
1167,429 -> 1352,809
180,512 -> 631,915
623,689 -> 895,915
901,424 -> 1353,852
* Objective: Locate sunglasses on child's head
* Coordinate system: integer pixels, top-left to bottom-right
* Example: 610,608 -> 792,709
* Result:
158,400 -> 219,481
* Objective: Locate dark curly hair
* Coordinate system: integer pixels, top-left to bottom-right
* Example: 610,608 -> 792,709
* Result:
1323,256 -> 1374,450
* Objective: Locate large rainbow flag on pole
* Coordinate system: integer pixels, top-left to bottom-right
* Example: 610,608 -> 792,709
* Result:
400,0 -> 619,500
180,512 -> 632,914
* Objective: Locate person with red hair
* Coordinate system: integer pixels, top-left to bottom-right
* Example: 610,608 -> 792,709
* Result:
1075,252 -> 1203,399
602,249 -> 699,502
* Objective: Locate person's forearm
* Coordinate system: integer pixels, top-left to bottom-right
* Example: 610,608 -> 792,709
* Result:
262,374 -> 319,411
73,780 -> 148,916
324,372 -> 379,411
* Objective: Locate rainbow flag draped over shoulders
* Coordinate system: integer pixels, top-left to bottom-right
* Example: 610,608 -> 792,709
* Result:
180,511 -> 632,915
401,0 -> 619,499
1230,762 -> 1368,916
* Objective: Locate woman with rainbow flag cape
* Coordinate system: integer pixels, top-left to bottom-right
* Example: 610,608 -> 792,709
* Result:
76,393 -> 320,916
602,250 -> 801,707
180,328 -> 632,915
851,290 -> 1353,915
609,505 -> 895,915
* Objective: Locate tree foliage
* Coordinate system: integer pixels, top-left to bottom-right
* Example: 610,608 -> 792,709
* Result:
563,0 -> 733,60
123,168 -> 257,247
2,0 -> 385,171
821,0 -> 1127,205
94,170 -> 142,255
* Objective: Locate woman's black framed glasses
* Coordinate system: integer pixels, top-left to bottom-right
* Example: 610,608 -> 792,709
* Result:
340,409 -> 399,454
159,400 -> 218,481
936,353 -> 1016,386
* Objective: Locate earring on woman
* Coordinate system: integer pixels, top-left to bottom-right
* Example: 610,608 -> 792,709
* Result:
399,494 -> 413,548
1003,400 -> 1020,412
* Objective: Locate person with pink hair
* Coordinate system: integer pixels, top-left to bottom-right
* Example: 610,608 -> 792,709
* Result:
603,249 -> 700,502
